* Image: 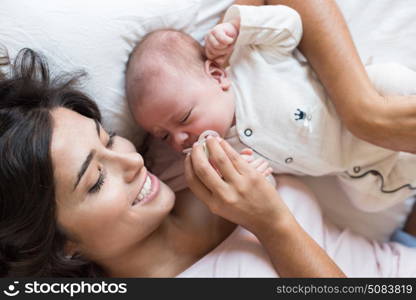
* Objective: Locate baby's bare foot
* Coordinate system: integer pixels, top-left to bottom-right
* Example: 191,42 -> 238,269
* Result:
403,201 -> 416,236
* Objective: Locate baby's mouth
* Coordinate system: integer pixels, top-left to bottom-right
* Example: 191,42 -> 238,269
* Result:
181,130 -> 220,155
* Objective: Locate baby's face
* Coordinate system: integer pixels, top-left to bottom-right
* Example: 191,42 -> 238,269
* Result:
132,73 -> 235,152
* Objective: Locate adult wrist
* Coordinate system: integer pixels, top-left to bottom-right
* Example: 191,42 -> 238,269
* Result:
252,213 -> 297,243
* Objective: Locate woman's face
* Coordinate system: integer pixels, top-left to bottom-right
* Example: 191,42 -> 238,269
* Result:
50,108 -> 175,262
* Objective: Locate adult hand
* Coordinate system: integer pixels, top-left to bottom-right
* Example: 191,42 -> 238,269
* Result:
184,136 -> 290,235
184,137 -> 345,277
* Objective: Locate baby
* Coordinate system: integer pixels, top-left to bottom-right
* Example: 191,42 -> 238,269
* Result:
125,5 -> 416,214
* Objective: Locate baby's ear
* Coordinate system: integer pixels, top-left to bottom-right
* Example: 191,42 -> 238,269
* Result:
204,60 -> 231,91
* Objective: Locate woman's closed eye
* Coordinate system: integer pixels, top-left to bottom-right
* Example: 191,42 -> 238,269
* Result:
88,131 -> 117,194
89,167 -> 105,193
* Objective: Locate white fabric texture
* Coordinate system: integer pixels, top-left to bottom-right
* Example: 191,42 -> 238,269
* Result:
177,176 -> 416,277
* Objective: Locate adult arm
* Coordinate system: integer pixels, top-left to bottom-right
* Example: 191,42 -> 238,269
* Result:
230,0 -> 416,153
184,137 -> 345,277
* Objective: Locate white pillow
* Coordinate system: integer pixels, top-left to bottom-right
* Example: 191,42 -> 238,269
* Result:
0,0 -> 200,145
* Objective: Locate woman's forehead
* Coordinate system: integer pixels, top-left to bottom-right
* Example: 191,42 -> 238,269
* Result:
50,108 -> 97,190
51,108 -> 95,153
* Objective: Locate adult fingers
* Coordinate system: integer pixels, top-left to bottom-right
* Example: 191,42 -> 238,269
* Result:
184,154 -> 212,202
204,137 -> 242,184
218,138 -> 254,175
190,141 -> 229,194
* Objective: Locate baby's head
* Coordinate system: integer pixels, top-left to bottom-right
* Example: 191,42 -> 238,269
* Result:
126,29 -> 235,152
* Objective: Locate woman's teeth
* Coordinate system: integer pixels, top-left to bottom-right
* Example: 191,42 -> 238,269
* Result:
133,176 -> 152,205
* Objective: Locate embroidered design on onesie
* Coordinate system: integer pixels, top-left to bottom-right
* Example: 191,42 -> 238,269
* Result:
294,108 -> 313,133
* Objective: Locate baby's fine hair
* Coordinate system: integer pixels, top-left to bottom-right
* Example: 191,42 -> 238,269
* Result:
125,29 -> 206,103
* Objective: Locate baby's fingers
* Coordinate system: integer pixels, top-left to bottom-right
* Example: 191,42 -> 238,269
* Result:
207,33 -> 221,49
263,167 -> 273,177
249,157 -> 265,169
214,55 -> 228,68
211,28 -> 235,48
207,45 -> 233,57
240,154 -> 254,163
256,161 -> 269,174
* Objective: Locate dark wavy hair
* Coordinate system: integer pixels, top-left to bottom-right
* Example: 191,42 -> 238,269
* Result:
0,48 -> 106,277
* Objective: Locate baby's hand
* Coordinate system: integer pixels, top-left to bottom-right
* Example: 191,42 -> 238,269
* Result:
204,18 -> 240,68
240,148 -> 273,177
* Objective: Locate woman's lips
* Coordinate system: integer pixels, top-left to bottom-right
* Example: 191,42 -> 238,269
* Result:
132,172 -> 160,206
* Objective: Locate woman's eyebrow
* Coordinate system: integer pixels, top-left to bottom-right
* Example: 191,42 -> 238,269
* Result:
73,150 -> 96,191
72,120 -> 101,191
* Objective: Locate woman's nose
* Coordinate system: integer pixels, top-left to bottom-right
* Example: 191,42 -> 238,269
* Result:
112,151 -> 144,183
172,132 -> 189,151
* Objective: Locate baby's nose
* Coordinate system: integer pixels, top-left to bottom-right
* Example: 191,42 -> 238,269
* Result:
173,132 -> 190,151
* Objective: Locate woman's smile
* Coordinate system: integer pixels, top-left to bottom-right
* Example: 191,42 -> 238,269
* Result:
132,172 -> 160,206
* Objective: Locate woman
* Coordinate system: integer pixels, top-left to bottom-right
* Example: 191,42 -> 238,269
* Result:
1,49 -> 415,277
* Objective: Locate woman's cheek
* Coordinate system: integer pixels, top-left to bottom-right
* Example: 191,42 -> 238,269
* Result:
100,182 -> 129,215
